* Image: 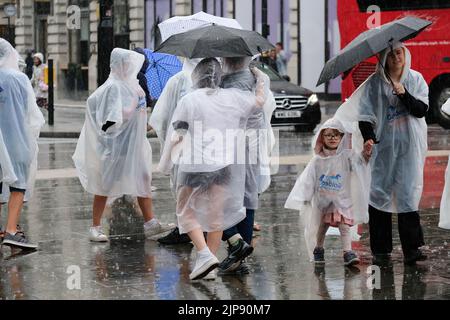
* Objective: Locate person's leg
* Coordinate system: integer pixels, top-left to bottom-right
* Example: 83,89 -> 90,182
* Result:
92,195 -> 108,227
189,228 -> 208,251
339,223 -> 360,266
188,228 -> 219,280
339,223 -> 352,253
207,231 -> 223,255
237,208 -> 255,245
2,188 -> 38,249
313,219 -> 329,264
316,220 -> 329,249
137,196 -> 154,222
89,195 -> 108,242
369,205 -> 393,255
5,191 -> 25,234
398,211 -> 426,264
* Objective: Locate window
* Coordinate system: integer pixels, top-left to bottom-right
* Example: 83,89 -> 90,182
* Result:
357,0 -> 450,11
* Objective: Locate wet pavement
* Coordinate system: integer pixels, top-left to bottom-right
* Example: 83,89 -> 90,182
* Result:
1,126 -> 450,300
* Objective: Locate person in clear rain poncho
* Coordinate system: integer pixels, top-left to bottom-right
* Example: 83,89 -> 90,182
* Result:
218,56 -> 277,274
148,57 -> 201,245
285,118 -> 372,265
72,48 -> 174,242
334,42 -> 429,265
158,58 -> 268,280
31,52 -> 48,109
439,98 -> 450,230
0,38 -> 45,249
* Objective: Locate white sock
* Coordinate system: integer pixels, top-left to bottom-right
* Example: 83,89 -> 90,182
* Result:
196,247 -> 213,268
228,234 -> 243,246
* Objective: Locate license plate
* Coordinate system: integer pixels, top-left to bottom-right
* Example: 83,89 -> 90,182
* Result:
275,110 -> 301,118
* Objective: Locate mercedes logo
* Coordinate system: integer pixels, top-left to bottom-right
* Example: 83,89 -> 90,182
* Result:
282,98 -> 291,109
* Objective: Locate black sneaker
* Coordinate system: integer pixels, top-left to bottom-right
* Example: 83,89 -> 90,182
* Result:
219,239 -> 254,272
0,227 -> 4,243
157,227 -> 191,245
2,232 -> 38,250
343,251 -> 360,266
404,249 -> 427,265
218,261 -> 250,275
313,247 -> 325,264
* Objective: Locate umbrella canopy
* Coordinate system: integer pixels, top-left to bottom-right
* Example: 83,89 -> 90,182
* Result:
155,24 -> 274,58
158,11 -> 242,42
316,16 -> 431,86
143,49 -> 182,99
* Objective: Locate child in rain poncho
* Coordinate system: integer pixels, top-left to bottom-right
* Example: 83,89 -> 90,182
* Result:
158,58 -> 267,280
285,118 -> 372,266
72,48 -> 174,242
218,56 -> 277,273
335,41 -> 429,265
439,98 -> 450,229
0,38 -> 45,249
148,58 -> 201,244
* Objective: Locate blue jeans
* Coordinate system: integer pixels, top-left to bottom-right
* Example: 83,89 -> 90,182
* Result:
222,208 -> 255,245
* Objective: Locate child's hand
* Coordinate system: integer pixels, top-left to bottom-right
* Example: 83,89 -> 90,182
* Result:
363,139 -> 374,162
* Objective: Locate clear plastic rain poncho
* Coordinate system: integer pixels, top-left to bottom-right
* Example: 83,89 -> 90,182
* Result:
334,42 -> 428,213
284,118 -> 370,260
158,58 -> 267,234
0,38 -> 45,201
221,57 -> 277,209
439,98 -> 450,229
72,48 -> 153,197
149,58 -> 201,147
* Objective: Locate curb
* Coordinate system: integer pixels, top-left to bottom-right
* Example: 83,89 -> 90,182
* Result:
39,132 -> 158,139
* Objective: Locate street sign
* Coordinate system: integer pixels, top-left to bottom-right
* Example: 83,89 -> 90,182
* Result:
3,4 -> 17,17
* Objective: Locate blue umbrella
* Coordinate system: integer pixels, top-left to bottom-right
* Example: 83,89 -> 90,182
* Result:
143,49 -> 182,99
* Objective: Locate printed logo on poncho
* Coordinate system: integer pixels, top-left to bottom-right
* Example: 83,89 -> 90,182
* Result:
136,96 -> 146,111
319,174 -> 342,191
386,105 -> 408,122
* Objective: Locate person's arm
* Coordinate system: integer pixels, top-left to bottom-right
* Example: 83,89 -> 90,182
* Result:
397,88 -> 428,118
358,121 -> 377,143
102,121 -> 116,132
251,67 -> 268,107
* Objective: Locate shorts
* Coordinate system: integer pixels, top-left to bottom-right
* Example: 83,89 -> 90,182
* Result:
0,182 -> 26,195
179,166 -> 231,192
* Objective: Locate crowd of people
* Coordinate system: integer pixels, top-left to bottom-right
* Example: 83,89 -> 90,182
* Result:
0,34 -> 447,283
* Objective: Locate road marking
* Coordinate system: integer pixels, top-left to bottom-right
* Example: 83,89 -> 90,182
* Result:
35,150 -> 450,180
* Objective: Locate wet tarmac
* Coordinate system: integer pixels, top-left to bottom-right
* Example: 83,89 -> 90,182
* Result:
1,126 -> 450,300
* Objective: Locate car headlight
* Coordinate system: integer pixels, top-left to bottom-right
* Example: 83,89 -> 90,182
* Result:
307,94 -> 319,106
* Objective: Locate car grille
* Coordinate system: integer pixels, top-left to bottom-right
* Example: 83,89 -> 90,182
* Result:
274,95 -> 308,110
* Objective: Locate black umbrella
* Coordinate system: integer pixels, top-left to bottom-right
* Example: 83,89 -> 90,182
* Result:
316,16 -> 432,86
154,24 -> 274,58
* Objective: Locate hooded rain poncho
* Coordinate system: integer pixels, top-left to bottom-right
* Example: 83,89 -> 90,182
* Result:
284,118 -> 370,260
72,48 -> 152,197
334,42 -> 428,214
158,58 -> 267,234
0,38 -> 45,201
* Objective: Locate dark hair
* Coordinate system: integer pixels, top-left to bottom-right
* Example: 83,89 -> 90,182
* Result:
192,57 -> 222,89
276,42 -> 283,49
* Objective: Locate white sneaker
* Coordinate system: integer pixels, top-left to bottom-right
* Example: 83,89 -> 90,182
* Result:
89,226 -> 108,242
189,255 -> 219,280
202,269 -> 217,281
144,220 -> 176,240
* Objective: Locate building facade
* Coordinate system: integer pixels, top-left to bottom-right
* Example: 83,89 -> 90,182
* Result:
5,0 -> 340,99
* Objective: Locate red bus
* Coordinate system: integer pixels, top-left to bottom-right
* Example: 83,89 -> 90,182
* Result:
338,0 -> 450,128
